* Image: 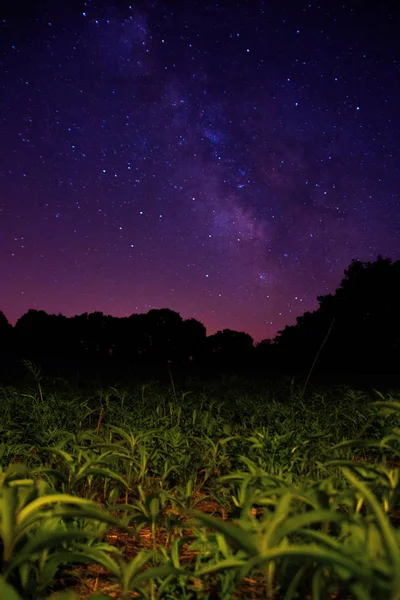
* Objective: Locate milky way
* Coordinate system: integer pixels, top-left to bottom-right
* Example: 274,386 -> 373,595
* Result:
1,1 -> 399,341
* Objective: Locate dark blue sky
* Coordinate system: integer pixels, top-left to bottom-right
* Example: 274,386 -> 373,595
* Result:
1,1 -> 399,341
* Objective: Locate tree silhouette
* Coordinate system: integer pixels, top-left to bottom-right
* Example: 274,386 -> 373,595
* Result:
206,328 -> 254,366
274,256 -> 400,374
0,310 -> 12,353
14,309 -> 69,360
253,337 -> 279,369
6,256 -> 399,378
143,308 -> 184,363
70,311 -> 115,359
180,318 -> 207,364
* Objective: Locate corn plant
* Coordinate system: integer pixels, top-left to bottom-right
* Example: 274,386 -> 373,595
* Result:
189,467 -> 400,599
0,465 -> 127,598
35,445 -> 128,499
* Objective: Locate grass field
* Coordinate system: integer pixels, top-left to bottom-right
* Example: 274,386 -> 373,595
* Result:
0,365 -> 399,599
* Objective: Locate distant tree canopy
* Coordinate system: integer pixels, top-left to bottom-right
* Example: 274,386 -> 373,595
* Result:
7,307 -> 218,367
205,329 -> 254,366
1,256 -> 399,374
0,310 -> 12,352
274,256 -> 400,372
0,310 -> 10,332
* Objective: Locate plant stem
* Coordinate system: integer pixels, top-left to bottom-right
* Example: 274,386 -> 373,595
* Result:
302,318 -> 335,398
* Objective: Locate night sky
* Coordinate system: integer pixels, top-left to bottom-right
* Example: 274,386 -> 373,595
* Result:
1,1 -> 399,342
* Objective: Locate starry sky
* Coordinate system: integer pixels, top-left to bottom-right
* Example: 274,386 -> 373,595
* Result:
1,1 -> 399,342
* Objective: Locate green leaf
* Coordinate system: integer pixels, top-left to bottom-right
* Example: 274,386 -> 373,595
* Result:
62,547 -> 122,577
1,485 -> 18,562
42,448 -> 74,464
34,468 -> 69,485
188,511 -> 258,556
342,467 -> 400,575
241,544 -> 386,585
0,576 -> 23,600
17,494 -> 97,525
80,467 -> 128,488
11,529 -> 100,570
194,558 -> 247,577
121,550 -> 153,590
277,509 -> 351,542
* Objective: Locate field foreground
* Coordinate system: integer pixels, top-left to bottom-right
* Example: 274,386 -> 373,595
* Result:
0,372 -> 400,599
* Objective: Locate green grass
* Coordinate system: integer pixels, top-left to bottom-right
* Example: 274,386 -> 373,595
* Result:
0,372 -> 399,599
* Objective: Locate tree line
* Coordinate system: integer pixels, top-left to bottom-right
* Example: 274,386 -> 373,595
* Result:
0,256 -> 399,376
